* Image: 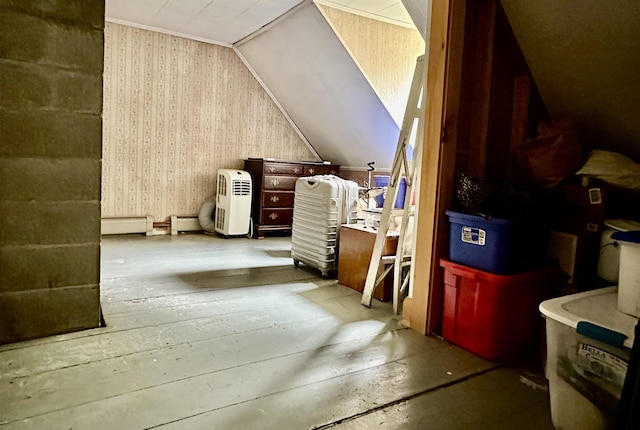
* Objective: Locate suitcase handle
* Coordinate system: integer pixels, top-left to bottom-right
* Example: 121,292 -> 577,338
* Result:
302,179 -> 320,188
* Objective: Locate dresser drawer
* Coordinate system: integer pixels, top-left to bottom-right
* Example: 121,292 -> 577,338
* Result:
263,175 -> 298,190
263,191 -> 294,208
261,208 -> 293,225
264,162 -> 304,176
303,165 -> 336,176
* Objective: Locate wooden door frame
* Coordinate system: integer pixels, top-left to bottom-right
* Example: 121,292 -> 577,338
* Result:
402,0 -> 466,335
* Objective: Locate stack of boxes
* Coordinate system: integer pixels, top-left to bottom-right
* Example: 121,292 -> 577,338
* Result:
548,182 -> 639,290
440,210 -> 558,361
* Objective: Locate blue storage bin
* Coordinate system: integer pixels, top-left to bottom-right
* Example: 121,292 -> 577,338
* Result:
446,210 -> 549,274
373,176 -> 407,209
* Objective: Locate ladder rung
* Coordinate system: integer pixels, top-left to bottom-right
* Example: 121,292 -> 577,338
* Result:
374,265 -> 394,289
390,209 -> 414,217
380,255 -> 396,265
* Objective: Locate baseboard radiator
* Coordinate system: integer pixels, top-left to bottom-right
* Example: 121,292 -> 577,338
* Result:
170,216 -> 202,235
101,216 -> 202,236
101,216 -> 154,236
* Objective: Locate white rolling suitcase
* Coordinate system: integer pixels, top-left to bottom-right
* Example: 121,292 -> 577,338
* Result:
291,175 -> 359,277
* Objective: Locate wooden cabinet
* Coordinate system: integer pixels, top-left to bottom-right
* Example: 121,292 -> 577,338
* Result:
243,159 -> 340,239
337,224 -> 399,301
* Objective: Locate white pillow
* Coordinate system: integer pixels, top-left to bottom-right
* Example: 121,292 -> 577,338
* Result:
576,150 -> 640,191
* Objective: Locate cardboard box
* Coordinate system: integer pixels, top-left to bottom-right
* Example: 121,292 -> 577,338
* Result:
337,224 -> 398,301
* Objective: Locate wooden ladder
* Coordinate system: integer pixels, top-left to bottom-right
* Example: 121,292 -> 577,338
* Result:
361,55 -> 427,314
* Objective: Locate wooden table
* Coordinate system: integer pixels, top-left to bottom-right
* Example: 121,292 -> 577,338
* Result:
337,224 -> 399,301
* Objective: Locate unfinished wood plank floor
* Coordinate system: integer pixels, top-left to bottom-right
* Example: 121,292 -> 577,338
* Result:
0,234 -> 555,429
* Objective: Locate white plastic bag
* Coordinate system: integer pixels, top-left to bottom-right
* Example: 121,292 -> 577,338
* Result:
576,150 -> 640,191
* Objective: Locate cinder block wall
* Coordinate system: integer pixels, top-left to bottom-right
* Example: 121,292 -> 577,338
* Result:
0,1 -> 104,344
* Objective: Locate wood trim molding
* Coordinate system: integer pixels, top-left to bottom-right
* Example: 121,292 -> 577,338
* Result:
402,0 -> 467,335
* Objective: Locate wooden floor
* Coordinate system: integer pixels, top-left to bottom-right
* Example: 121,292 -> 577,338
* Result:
0,234 -> 555,429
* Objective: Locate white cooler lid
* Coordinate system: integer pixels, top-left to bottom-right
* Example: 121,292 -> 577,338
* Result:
604,219 -> 640,231
540,287 -> 638,349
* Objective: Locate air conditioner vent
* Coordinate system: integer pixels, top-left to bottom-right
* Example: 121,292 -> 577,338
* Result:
218,175 -> 227,197
232,180 -> 251,196
215,207 -> 226,231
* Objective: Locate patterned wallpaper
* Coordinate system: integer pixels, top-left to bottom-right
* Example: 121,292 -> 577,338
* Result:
102,22 -> 317,221
319,6 -> 426,126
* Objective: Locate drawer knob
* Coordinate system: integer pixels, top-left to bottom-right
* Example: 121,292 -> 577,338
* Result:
269,212 -> 278,220
268,167 -> 276,173
270,179 -> 279,187
309,168 -> 315,174
294,167 -> 300,174
270,196 -> 280,203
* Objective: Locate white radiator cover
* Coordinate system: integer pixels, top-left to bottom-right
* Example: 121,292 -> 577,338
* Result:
101,216 -> 203,236
170,216 -> 202,235
101,216 -> 153,236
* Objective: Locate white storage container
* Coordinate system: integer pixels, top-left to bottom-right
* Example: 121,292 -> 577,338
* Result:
611,231 -> 640,317
540,287 -> 637,430
597,219 -> 640,283
291,175 -> 358,277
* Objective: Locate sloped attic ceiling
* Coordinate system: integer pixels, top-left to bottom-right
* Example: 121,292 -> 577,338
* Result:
500,0 -> 640,161
105,0 -> 423,170
402,0 -> 428,40
105,0 -> 305,46
106,0 -> 421,46
235,2 -> 400,169
317,0 -> 416,28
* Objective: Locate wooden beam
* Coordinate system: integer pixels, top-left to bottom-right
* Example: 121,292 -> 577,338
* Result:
402,0 -> 466,335
466,0 -> 496,179
509,75 -> 531,156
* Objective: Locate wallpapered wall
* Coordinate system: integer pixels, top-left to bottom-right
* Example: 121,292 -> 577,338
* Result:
102,22 -> 317,221
319,6 -> 426,126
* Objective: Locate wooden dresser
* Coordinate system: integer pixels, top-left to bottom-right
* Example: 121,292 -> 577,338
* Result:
243,159 -> 340,239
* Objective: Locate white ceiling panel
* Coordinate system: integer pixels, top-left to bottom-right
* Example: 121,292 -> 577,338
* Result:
350,0 -> 398,11
106,0 -> 417,45
105,0 -> 305,45
106,0 -> 163,18
315,0 -> 414,27
401,0 -> 428,39
379,2 -> 414,22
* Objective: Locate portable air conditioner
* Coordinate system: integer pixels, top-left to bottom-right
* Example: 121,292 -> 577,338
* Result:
215,169 -> 252,236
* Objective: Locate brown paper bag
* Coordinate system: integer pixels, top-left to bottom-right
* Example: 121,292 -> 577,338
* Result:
515,120 -> 581,187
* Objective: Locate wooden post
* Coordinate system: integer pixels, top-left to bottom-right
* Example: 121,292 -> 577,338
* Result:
402,0 -> 467,335
466,0 -> 496,179
510,75 -> 531,155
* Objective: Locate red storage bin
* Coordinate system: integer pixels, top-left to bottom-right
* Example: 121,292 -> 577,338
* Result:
440,258 -> 557,361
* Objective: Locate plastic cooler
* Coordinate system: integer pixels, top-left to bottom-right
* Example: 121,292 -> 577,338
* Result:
445,210 -> 548,275
540,287 -> 636,430
440,258 -> 557,361
611,230 -> 640,317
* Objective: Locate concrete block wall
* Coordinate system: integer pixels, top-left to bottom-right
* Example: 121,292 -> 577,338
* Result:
0,0 -> 104,344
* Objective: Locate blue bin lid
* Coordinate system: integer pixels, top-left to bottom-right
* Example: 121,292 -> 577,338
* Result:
611,230 -> 640,244
445,210 -> 530,226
